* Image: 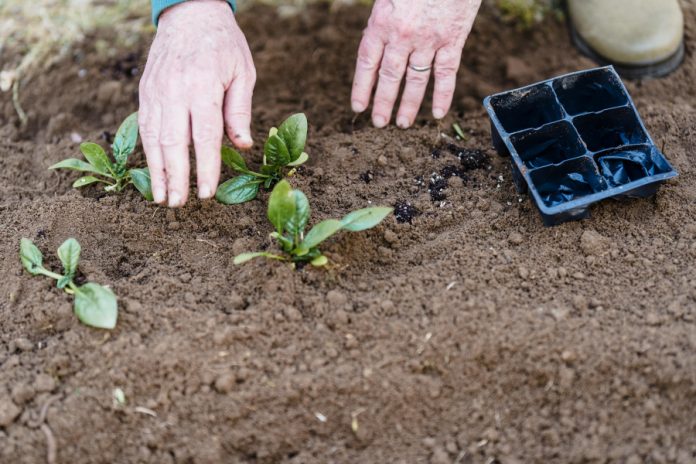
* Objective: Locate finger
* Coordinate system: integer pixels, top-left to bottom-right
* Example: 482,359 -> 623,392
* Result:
351,32 -> 384,113
432,46 -> 463,119
160,103 -> 191,207
371,44 -> 409,128
138,101 -> 167,204
223,68 -> 255,150
191,88 -> 224,200
396,50 -> 435,129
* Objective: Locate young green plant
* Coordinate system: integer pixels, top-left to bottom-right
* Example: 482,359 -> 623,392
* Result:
216,113 -> 309,204
49,112 -> 153,200
19,238 -> 118,329
234,180 -> 393,267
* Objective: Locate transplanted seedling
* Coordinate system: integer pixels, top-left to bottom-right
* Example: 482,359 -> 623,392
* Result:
19,238 -> 118,329
216,113 -> 309,204
234,180 -> 393,267
49,112 -> 153,200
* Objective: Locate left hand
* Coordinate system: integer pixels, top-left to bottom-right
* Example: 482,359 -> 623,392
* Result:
351,0 -> 482,129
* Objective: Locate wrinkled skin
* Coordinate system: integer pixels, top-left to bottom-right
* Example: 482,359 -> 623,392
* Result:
139,0 -> 255,206
351,0 -> 482,129
138,0 -> 481,207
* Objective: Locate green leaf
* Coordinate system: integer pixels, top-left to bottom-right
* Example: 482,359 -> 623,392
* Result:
112,112 -> 139,164
49,158 -> 106,175
264,134 -> 291,166
263,177 -> 274,189
72,176 -> 103,188
269,127 -> 278,137
340,206 -> 394,232
267,180 -> 295,233
299,219 -> 343,251
19,238 -> 44,275
277,113 -> 307,161
233,252 -> 284,265
57,238 -> 81,280
80,142 -> 112,175
129,168 -> 153,201
215,174 -> 260,205
57,276 -> 72,289
221,146 -> 247,172
453,122 -> 467,140
310,255 -> 328,267
287,152 -> 309,167
286,190 -> 310,237
270,232 -> 294,252
73,283 -> 118,329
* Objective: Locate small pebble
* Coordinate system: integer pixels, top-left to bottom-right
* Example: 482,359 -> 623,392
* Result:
377,155 -> 388,166
34,374 -> 57,393
508,232 -> 523,246
11,338 -> 33,352
326,290 -> 348,308
283,306 -> 303,322
0,399 -> 21,427
383,230 -> 398,244
214,373 -> 236,393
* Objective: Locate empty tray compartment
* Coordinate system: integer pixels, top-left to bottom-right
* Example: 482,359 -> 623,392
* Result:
573,106 -> 649,152
595,144 -> 672,188
510,120 -> 586,169
488,83 -> 563,133
553,68 -> 628,115
530,157 -> 607,207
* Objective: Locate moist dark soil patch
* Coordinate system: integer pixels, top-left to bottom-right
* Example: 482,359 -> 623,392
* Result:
2,3 -> 696,463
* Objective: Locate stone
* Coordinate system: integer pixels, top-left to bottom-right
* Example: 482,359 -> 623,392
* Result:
0,399 -> 21,427
11,337 -> 33,352
508,232 -> 524,246
326,290 -> 348,308
11,384 -> 35,405
283,306 -> 303,322
214,373 -> 236,393
34,374 -> 57,393
580,229 -> 608,256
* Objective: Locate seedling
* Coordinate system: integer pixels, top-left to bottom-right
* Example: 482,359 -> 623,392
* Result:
49,112 -> 153,200
19,238 -> 118,329
216,113 -> 309,204
234,180 -> 393,266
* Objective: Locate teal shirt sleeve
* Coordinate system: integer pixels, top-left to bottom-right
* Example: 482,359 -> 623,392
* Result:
151,0 -> 236,25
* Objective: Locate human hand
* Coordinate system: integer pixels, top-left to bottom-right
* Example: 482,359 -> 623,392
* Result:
138,0 -> 256,207
351,0 -> 482,129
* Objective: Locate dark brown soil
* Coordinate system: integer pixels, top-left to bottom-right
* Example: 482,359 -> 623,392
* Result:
2,3 -> 696,463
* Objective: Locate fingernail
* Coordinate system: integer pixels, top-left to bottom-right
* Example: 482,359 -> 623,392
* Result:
153,187 -> 166,204
352,100 -> 366,113
373,115 -> 387,128
234,133 -> 253,146
396,116 -> 409,129
168,192 -> 182,208
198,184 -> 212,199
433,108 -> 446,119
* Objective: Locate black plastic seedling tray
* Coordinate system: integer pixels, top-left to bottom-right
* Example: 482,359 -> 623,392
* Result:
483,66 -> 677,226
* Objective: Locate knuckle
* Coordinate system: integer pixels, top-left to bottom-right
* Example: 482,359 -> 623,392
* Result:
192,123 -> 221,146
357,53 -> 378,71
406,71 -> 430,85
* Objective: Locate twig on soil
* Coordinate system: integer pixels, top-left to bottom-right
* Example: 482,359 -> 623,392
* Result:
12,79 -> 28,127
40,424 -> 57,464
28,394 -> 62,428
134,406 -> 157,417
28,394 -> 62,464
195,238 -> 218,248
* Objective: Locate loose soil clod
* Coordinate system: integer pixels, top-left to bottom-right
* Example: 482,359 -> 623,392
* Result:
393,201 -> 420,223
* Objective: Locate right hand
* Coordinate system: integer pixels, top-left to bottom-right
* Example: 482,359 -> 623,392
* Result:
138,0 -> 256,207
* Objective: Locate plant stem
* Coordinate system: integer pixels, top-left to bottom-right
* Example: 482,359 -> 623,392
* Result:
36,268 -> 64,281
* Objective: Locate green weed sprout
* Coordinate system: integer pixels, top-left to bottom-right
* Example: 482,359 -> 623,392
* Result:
216,113 -> 309,204
49,113 -> 153,200
19,238 -> 118,329
234,180 -> 393,267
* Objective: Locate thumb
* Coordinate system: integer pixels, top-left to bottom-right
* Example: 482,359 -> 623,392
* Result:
223,71 -> 255,149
